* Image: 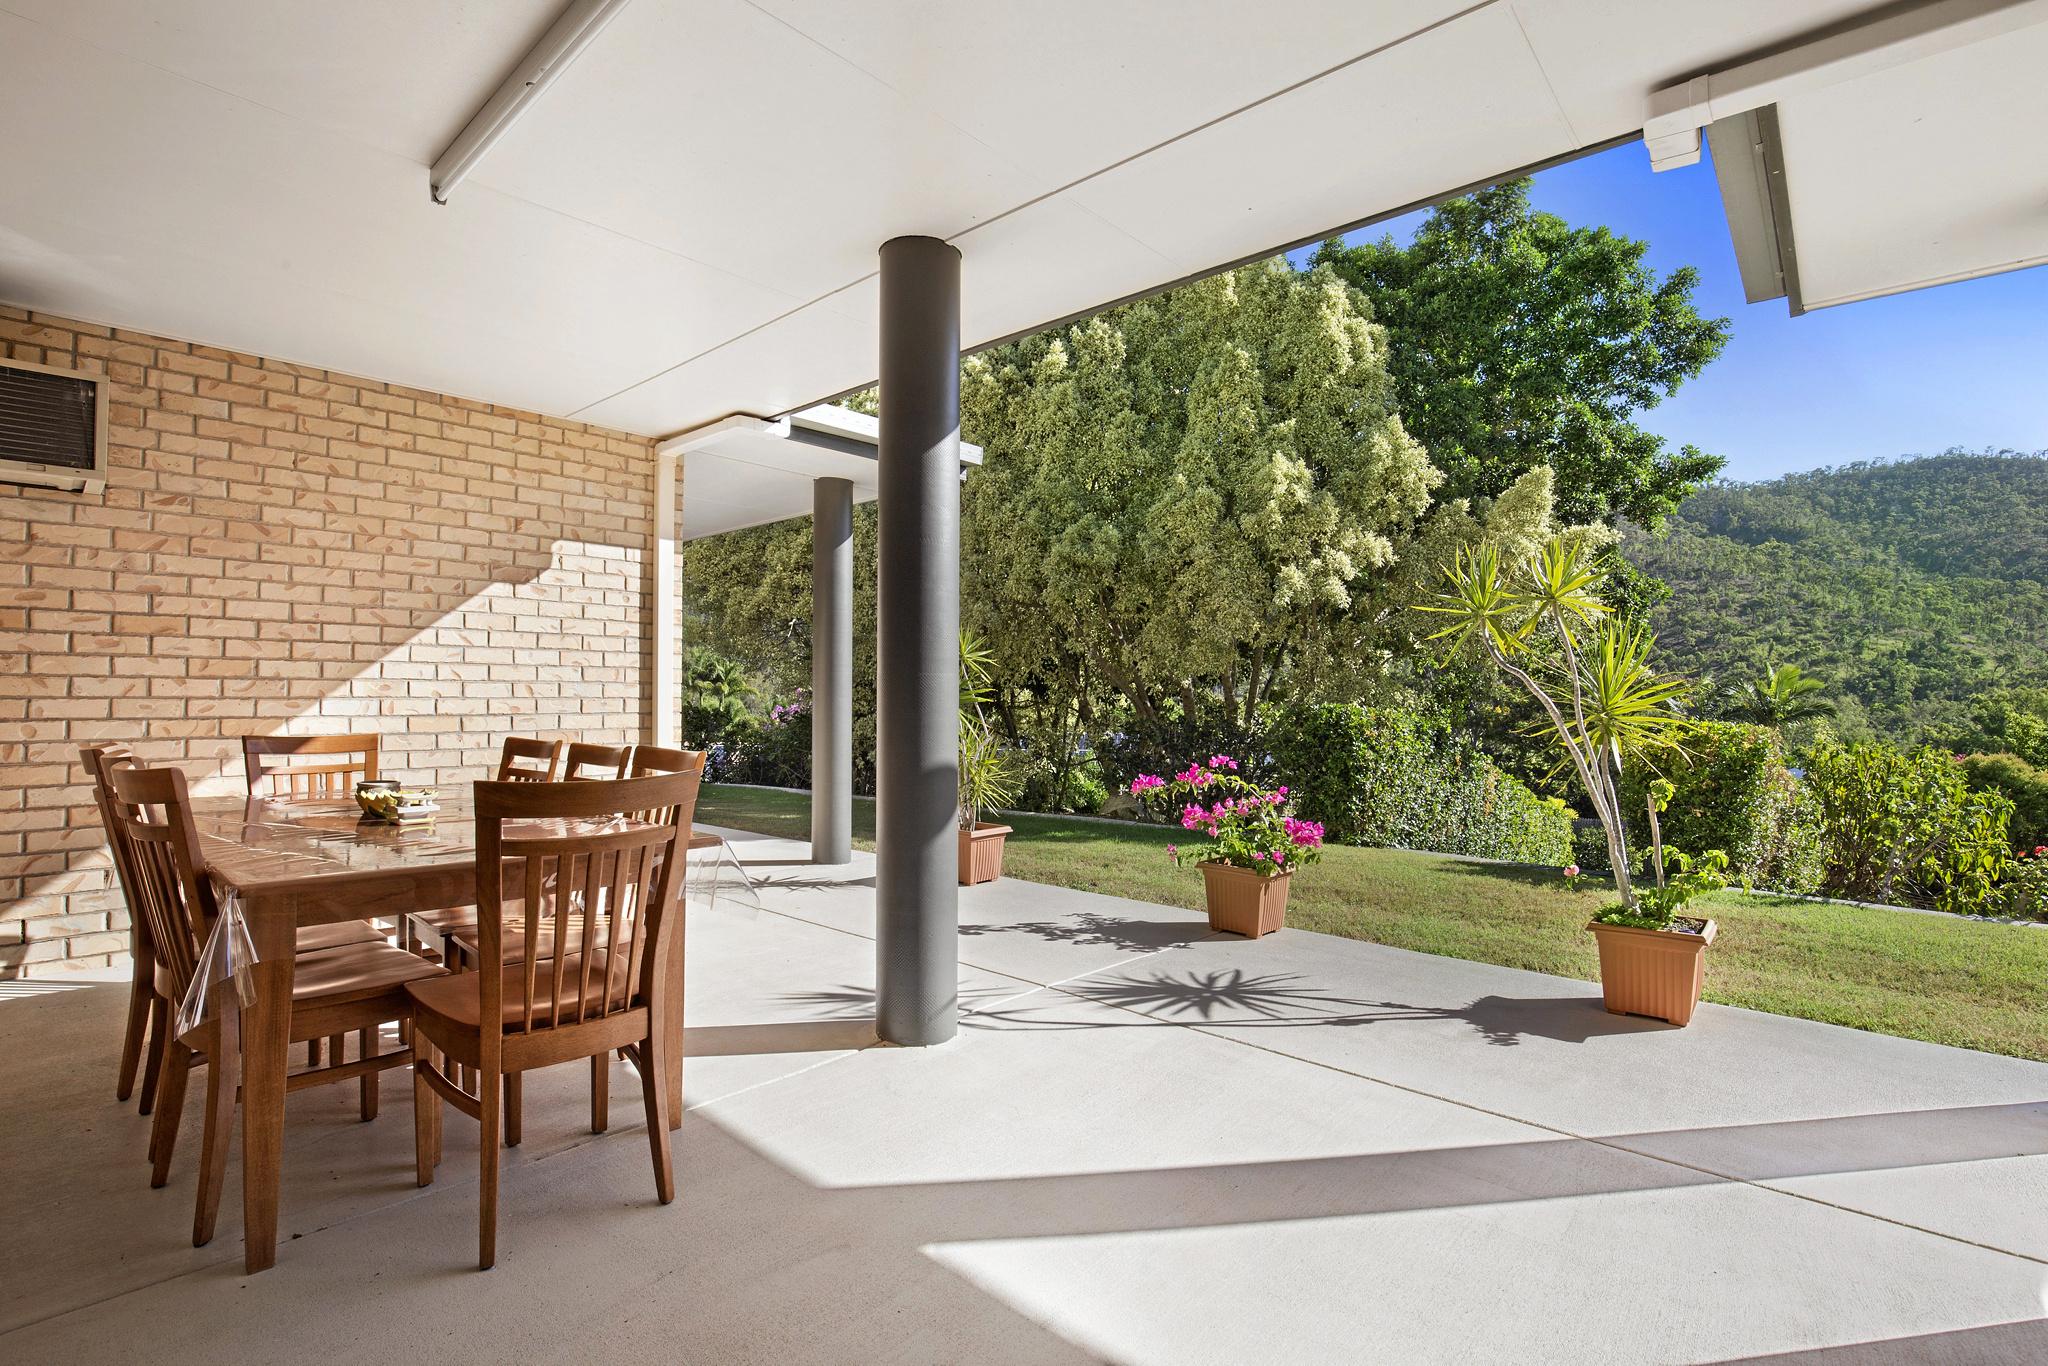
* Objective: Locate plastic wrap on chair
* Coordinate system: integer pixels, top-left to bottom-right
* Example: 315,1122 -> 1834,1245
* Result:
175,889 -> 259,1041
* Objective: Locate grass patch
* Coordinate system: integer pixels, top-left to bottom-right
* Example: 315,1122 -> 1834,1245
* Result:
697,784 -> 2048,1062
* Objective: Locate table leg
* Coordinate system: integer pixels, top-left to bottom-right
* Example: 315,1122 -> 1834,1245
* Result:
241,898 -> 296,1273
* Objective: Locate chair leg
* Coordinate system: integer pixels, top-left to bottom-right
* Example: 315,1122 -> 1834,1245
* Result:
638,1028 -> 675,1205
478,1068 -> 501,1271
590,1052 -> 609,1134
358,1026 -> 379,1121
149,1040 -> 195,1188
193,1019 -> 238,1247
327,1033 -> 346,1074
412,1043 -> 439,1187
139,997 -> 169,1117
117,977 -> 151,1102
306,1038 -> 322,1068
504,1072 -> 521,1147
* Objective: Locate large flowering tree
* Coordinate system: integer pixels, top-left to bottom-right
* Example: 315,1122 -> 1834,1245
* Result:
960,260 -> 1453,730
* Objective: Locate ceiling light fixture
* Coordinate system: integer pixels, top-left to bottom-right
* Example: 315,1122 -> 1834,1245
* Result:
429,0 -> 634,204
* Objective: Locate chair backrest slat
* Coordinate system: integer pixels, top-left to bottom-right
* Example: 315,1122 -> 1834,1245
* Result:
496,736 -> 564,783
242,733 -> 379,799
563,742 -> 631,781
620,840 -> 656,1016
472,764 -> 703,1052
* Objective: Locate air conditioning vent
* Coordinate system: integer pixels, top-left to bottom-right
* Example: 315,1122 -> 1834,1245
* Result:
0,356 -> 109,493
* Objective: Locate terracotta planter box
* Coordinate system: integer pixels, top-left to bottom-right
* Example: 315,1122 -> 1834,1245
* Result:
958,821 -> 1012,885
1588,918 -> 1717,1026
1199,861 -> 1291,938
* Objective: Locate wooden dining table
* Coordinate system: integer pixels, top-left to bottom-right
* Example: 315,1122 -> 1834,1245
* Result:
193,790 -> 688,1273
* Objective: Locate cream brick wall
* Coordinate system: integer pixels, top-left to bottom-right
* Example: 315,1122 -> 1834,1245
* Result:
0,307 -> 679,975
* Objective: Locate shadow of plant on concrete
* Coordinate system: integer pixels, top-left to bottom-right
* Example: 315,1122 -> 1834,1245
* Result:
969,968 -> 1670,1047
957,911 -> 1213,955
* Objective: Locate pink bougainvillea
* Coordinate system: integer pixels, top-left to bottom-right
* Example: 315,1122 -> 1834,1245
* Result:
1127,757 -> 1324,877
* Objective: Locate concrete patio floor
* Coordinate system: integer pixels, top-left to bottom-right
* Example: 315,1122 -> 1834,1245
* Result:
3,826 -> 2046,1365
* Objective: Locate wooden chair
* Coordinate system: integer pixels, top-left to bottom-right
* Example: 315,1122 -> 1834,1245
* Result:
627,747 -> 738,895
496,736 -> 565,782
627,744 -> 695,777
408,766 -> 702,1269
442,747 -> 707,973
420,742 -> 662,968
80,744 -> 155,1108
82,745 -> 385,1112
403,738 -> 563,959
105,764 -> 445,1246
563,741 -> 631,780
241,733 -> 380,799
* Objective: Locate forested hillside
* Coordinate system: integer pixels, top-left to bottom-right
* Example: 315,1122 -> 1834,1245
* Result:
1625,451 -> 2048,742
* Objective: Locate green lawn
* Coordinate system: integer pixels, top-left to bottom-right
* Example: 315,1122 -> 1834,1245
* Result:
697,783 -> 2048,1062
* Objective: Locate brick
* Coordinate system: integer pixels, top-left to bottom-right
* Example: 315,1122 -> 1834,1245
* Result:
0,308 -> 662,972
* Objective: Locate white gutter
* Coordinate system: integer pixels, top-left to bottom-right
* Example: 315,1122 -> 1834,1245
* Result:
656,412 -> 787,457
1644,0 -> 2048,169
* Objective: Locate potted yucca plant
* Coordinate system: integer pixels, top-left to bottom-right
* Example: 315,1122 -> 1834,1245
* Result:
1127,756 -> 1324,937
1425,536 -> 1721,1025
957,631 -> 1021,885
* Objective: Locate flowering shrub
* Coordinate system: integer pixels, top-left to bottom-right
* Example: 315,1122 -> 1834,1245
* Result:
768,689 -> 811,727
1127,757 -> 1323,877
1802,738 -> 2013,915
712,691 -> 813,788
1991,846 -> 2048,922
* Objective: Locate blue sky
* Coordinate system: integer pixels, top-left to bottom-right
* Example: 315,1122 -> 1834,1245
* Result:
1291,141 -> 2048,483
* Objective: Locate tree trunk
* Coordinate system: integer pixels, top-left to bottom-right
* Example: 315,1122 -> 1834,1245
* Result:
1645,794 -> 1666,888
1594,750 -> 1635,907
1242,646 -> 1268,731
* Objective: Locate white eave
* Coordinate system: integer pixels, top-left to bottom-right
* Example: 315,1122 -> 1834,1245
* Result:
659,404 -> 982,541
1650,0 -> 2048,313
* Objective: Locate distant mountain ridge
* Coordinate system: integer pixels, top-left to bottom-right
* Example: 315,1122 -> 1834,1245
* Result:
1622,450 -> 2048,742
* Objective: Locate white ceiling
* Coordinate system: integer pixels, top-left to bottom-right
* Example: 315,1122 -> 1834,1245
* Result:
0,0 -> 1999,440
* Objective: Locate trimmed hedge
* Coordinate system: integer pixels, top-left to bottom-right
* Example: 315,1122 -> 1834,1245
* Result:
1268,704 -> 1572,865
1621,721 -> 1825,894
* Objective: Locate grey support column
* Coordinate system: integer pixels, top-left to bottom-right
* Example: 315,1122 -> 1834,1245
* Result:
874,235 -> 961,1047
810,476 -> 854,865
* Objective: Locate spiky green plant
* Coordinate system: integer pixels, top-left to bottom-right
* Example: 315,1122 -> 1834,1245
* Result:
1422,537 -> 1694,911
958,630 -> 1021,828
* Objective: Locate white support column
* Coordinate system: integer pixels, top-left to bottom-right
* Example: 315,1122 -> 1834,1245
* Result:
653,446 -> 681,748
